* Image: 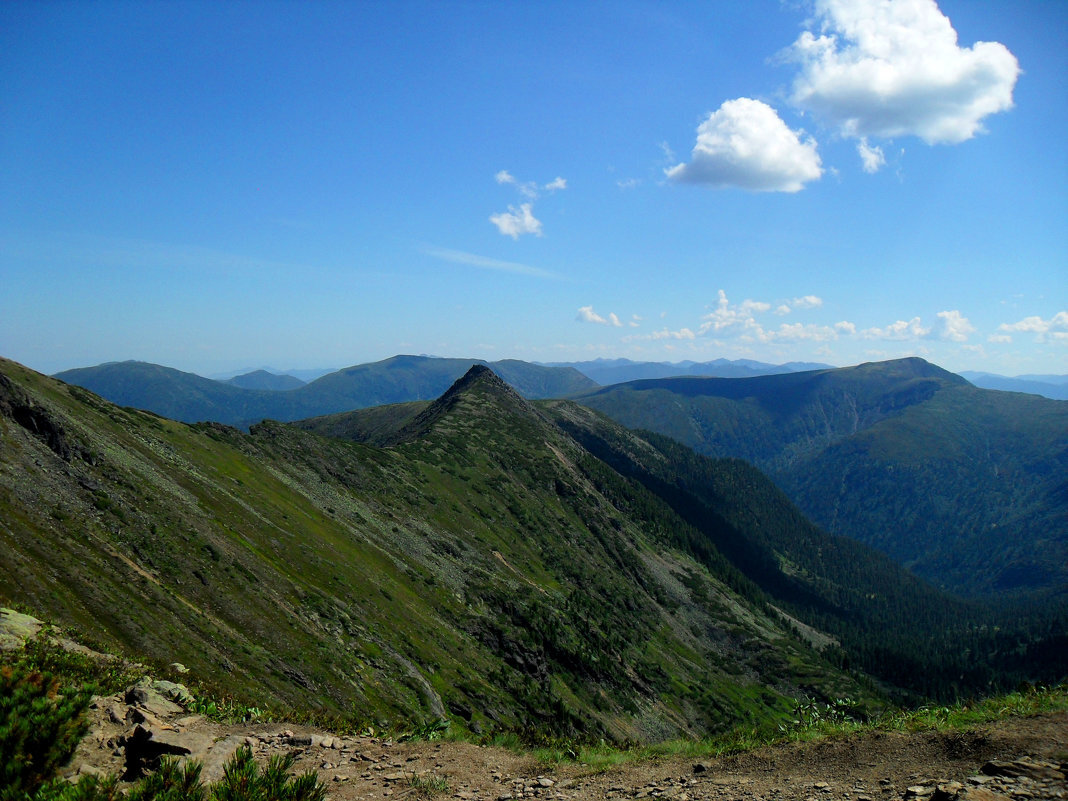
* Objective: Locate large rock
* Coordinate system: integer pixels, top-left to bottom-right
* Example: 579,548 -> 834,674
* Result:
125,679 -> 184,717
122,724 -> 213,779
0,607 -> 43,650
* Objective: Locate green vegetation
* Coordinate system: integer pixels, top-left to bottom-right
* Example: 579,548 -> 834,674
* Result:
574,357 -> 1068,599
0,667 -> 92,800
1,660 -> 325,801
531,684 -> 1068,770
2,355 -> 1064,750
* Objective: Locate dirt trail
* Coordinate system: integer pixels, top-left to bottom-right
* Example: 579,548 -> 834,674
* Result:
69,697 -> 1067,801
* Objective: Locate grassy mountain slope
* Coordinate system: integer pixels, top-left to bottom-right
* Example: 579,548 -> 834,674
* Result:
311,394 -> 1065,700
1,357 -> 871,742
573,358 -> 1068,598
53,356 -> 597,427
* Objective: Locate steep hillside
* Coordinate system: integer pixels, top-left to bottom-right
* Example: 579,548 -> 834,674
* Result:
1,357 -> 871,742
53,356 -> 597,427
311,393 -> 1066,700
573,358 -> 1068,598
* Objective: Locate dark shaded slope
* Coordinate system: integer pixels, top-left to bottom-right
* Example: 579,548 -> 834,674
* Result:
781,385 -> 1068,596
575,358 -> 1067,598
543,401 -> 1051,701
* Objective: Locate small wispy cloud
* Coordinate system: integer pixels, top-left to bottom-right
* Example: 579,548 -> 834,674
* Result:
422,246 -> 559,280
860,317 -> 931,340
857,138 -> 886,174
489,204 -> 543,239
490,170 -> 567,237
577,305 -> 623,327
995,311 -> 1068,343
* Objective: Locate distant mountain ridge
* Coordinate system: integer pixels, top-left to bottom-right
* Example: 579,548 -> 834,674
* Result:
547,356 -> 832,385
53,356 -> 597,427
225,369 -> 305,391
572,358 -> 1068,599
959,371 -> 1068,400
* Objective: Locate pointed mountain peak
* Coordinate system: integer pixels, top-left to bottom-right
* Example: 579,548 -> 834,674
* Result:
385,364 -> 542,446
440,363 -> 509,396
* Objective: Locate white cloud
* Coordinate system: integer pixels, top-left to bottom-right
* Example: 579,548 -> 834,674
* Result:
791,295 -> 823,309
758,323 -> 840,343
698,290 -> 774,333
987,333 -> 1012,344
936,310 -> 975,342
577,305 -> 623,327
860,316 -> 931,340
996,311 -> 1068,343
776,295 -> 824,315
489,203 -> 543,239
834,320 -> 857,335
666,98 -> 823,192
491,171 -> 566,236
787,0 -> 1020,145
857,137 -> 886,173
421,246 -> 559,279
625,327 -> 696,342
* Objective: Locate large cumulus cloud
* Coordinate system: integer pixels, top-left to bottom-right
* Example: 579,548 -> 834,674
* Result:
786,0 -> 1020,145
666,98 -> 823,192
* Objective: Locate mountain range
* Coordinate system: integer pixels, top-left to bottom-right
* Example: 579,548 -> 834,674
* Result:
53,356 -> 597,427
545,357 -> 833,385
572,358 -> 1068,599
3,356 -> 1063,742
51,355 -> 1068,601
959,371 -> 1068,401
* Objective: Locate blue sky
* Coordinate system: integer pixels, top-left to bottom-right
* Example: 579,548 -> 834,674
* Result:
2,0 -> 1065,377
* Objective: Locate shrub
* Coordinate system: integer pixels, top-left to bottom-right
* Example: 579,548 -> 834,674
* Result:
0,666 -> 93,800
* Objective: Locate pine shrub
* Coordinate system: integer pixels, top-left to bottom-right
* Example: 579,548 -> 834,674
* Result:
0,665 -> 93,800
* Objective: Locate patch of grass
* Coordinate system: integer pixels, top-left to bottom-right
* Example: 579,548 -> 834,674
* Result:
405,772 -> 450,796
0,633 -> 146,696
530,685 -> 1068,771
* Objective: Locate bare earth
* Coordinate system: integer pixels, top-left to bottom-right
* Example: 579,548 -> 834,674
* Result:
70,694 -> 1068,801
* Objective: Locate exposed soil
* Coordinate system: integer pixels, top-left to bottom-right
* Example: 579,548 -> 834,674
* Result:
68,695 -> 1067,801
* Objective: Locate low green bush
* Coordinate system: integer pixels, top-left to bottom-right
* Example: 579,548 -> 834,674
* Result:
0,662 -> 325,801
